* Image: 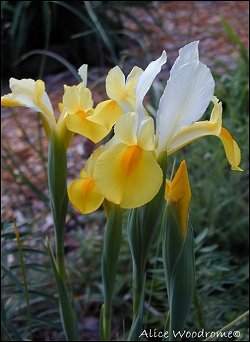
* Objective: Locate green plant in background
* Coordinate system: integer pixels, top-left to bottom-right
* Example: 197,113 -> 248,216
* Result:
0,24 -> 249,339
1,0 -> 153,79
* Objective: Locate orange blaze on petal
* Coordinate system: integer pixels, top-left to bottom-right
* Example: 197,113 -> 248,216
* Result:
121,145 -> 142,176
82,177 -> 95,194
220,127 -> 231,140
76,110 -> 88,119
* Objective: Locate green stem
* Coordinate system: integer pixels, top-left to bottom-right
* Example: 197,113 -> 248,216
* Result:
55,222 -> 66,280
101,205 -> 123,341
133,266 -> 144,319
47,132 -> 79,340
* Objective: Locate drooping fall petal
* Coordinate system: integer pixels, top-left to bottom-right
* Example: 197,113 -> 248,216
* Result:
68,177 -> 104,214
66,112 -> 109,144
166,97 -> 222,155
88,99 -> 124,132
219,128 -> 243,171
68,146 -> 105,214
94,143 -> 163,208
165,98 -> 243,171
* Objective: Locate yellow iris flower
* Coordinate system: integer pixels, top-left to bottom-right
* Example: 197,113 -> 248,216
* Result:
1,64 -> 111,146
1,78 -> 56,138
92,41 -> 242,210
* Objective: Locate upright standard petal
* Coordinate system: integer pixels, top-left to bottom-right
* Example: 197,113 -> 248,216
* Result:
169,41 -> 199,77
137,116 -> 156,151
106,66 -> 127,104
156,60 -> 215,153
114,112 -> 138,146
126,66 -> 143,97
94,143 -> 163,208
63,84 -> 109,143
106,65 -> 143,113
136,51 -> 167,123
63,84 -> 93,114
165,160 -> 191,237
78,64 -> 88,87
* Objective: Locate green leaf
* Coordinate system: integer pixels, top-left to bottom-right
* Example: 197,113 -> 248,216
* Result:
46,238 -> 79,341
15,49 -> 80,81
162,206 -> 195,341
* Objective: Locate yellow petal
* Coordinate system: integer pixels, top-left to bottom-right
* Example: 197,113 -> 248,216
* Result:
84,145 -> 104,177
126,66 -> 143,97
165,160 -> 191,237
2,78 -> 56,136
106,66 -> 136,112
167,120 -> 221,155
80,169 -> 88,178
166,98 -> 222,155
68,177 -> 104,214
219,128 -> 243,171
66,110 -> 109,143
114,112 -> 138,146
88,99 -> 123,131
137,116 -> 155,151
63,84 -> 93,114
106,66 -> 126,102
1,94 -> 24,106
94,143 -> 163,208
34,80 -> 54,119
9,78 -> 55,121
55,103 -> 74,150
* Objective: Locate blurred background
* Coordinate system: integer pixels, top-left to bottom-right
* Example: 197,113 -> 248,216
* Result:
1,1 -> 249,341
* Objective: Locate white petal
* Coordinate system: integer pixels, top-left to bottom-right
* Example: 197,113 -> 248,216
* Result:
135,51 -> 167,123
78,64 -> 88,86
170,41 -> 199,77
156,60 -> 215,153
